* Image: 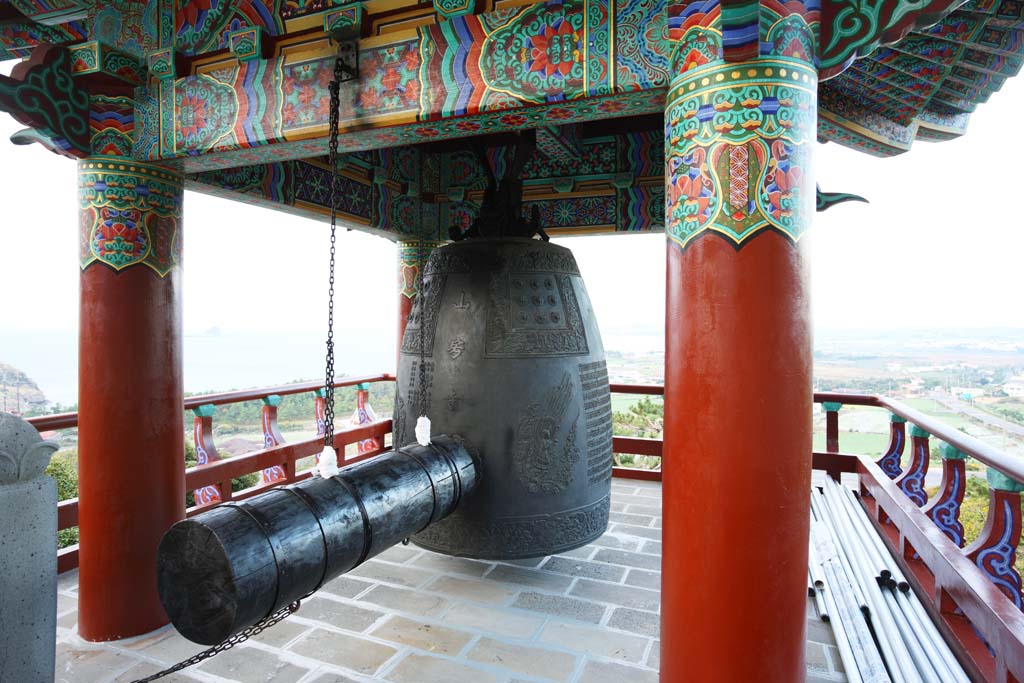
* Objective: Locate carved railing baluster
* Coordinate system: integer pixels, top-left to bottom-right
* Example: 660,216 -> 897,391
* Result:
352,381 -> 382,454
314,387 -> 327,437
896,425 -> 930,507
965,468 -> 1024,611
260,395 -> 287,484
923,444 -> 967,547
191,404 -> 223,506
876,413 -> 906,479
822,401 -> 842,453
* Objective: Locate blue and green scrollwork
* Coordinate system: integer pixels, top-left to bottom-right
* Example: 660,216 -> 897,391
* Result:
665,53 -> 817,252
78,159 -> 184,277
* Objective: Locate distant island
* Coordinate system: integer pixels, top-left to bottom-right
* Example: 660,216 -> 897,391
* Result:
0,362 -> 46,415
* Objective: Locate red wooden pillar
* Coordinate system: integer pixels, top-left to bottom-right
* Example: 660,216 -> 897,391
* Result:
662,3 -> 818,679
77,159 -> 185,641
397,239 -> 441,364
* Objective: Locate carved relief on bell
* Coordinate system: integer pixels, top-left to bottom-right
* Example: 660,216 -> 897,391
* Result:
395,238 -> 613,559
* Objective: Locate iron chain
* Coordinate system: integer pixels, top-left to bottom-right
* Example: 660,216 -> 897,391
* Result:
126,44 -> 351,683
323,47 -> 345,447
128,602 -> 300,683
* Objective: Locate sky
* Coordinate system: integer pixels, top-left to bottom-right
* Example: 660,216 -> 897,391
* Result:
2,59 -> 1024,358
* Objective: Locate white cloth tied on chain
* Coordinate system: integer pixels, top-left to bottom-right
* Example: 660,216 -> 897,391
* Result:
415,415 -> 432,446
318,445 -> 339,478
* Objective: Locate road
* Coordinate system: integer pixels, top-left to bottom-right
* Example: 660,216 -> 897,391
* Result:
929,393 -> 1024,439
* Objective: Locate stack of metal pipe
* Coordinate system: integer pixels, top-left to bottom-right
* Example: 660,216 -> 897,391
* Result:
808,477 -> 969,683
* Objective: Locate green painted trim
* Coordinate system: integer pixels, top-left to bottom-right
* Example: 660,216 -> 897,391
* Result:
822,402 -> 843,413
261,394 -> 283,407
890,414 -> 907,424
356,382 -> 371,391
313,388 -> 327,398
986,467 -> 1024,493
910,425 -> 930,438
192,404 -> 216,418
939,443 -> 968,460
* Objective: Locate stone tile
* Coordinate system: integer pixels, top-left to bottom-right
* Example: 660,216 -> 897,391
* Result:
486,564 -> 574,592
541,556 -> 626,583
57,610 -> 78,629
349,560 -> 434,589
57,592 -> 77,615
609,512 -> 656,526
501,557 -> 546,568
591,533 -> 641,552
593,548 -> 660,571
624,504 -> 662,517
624,569 -> 661,590
135,630 -> 208,665
387,653 -> 502,683
612,495 -> 653,507
306,673 -> 360,683
557,545 -> 597,560
289,628 -> 398,675
198,644 -> 309,682
807,617 -> 837,646
539,621 -> 649,664
55,647 -> 139,683
571,579 -> 661,612
826,644 -> 845,673
409,551 -> 492,577
578,659 -> 658,683
466,637 -> 577,681
610,524 -> 661,541
652,518 -> 661,528
611,501 -> 628,512
113,661 -> 201,683
321,575 -> 373,599
640,540 -> 662,556
635,487 -> 661,499
298,597 -> 384,633
647,640 -> 660,670
57,569 -> 79,592
426,575 -> 517,605
370,615 -> 472,656
360,583 -> 450,618
511,592 -> 605,624
249,619 -> 310,648
806,641 -> 830,674
375,544 -> 421,564
607,608 -> 660,638
611,485 -> 638,495
441,603 -> 544,639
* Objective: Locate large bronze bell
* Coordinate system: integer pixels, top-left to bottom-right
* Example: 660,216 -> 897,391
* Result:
395,237 -> 613,559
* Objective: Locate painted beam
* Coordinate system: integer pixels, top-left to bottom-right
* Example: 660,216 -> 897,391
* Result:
140,0 -> 671,172
186,128 -> 666,238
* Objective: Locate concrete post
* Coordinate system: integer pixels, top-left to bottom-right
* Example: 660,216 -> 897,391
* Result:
0,412 -> 60,682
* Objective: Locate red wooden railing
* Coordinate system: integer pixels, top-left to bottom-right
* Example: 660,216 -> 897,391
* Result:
612,384 -> 1024,681
30,374 -> 395,574
31,378 -> 1024,680
609,383 -> 664,481
816,394 -> 1024,683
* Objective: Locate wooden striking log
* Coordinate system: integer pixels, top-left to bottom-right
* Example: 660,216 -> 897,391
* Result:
156,435 -> 478,645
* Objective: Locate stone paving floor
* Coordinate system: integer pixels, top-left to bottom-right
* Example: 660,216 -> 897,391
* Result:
55,480 -> 847,683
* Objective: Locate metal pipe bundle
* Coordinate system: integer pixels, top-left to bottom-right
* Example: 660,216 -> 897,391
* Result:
156,435 -> 478,645
809,478 -> 970,683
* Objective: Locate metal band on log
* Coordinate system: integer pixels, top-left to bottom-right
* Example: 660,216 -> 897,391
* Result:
155,435 -> 478,645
